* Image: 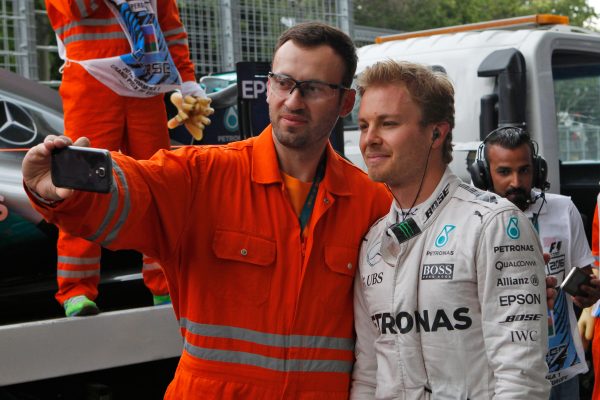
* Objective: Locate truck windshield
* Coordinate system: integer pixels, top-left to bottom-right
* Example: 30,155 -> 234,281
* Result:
553,51 -> 600,164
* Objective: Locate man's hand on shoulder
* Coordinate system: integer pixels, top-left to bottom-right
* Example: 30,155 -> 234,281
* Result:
22,135 -> 90,202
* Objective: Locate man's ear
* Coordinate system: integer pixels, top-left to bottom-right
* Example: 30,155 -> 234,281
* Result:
431,122 -> 450,148
339,88 -> 356,117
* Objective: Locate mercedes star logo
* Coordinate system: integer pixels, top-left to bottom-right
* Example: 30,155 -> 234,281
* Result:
0,100 -> 37,146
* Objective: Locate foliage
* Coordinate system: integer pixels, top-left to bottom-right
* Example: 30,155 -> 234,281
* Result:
354,0 -> 598,31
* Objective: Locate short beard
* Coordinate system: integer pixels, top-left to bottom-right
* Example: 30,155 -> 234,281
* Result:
505,187 -> 530,211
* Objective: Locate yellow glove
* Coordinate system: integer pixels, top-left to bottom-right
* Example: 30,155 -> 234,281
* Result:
167,92 -> 214,141
577,306 -> 595,351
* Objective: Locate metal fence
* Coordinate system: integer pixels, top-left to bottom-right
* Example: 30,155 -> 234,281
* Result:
176,0 -> 354,76
0,0 -> 397,83
0,0 -> 37,79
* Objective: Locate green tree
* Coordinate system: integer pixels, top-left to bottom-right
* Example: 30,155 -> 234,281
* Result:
354,0 -> 597,31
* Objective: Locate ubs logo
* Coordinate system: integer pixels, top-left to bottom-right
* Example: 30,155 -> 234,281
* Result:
0,100 -> 37,146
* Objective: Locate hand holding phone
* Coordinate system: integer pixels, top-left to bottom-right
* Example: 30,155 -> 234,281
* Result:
560,267 -> 592,298
51,146 -> 113,193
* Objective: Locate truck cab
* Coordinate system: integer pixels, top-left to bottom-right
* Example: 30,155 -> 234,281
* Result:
344,14 -> 600,238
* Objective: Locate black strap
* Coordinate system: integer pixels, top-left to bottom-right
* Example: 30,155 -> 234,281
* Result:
298,155 -> 326,231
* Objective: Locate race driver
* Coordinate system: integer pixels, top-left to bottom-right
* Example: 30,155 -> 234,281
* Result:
351,60 -> 550,399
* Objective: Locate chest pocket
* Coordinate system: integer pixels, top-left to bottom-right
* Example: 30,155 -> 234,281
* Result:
324,245 -> 358,278
212,230 -> 276,305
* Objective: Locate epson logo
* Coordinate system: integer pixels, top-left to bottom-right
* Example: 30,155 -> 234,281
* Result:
500,313 -> 542,323
422,264 -> 454,280
493,244 -> 534,253
495,259 -> 537,271
426,250 -> 454,256
499,293 -> 541,307
424,185 -> 450,221
372,308 -> 472,334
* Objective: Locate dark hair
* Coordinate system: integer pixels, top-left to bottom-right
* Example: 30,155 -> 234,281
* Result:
357,60 -> 455,163
274,22 -> 357,88
483,126 -> 534,161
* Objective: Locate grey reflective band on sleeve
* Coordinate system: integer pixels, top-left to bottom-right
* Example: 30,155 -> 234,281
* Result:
166,38 -> 188,47
100,161 -> 131,247
162,27 -> 186,37
63,31 -> 127,45
86,161 -> 120,243
75,0 -> 88,18
56,18 -> 121,36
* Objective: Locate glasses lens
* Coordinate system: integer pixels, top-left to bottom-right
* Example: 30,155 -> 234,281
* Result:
299,82 -> 336,100
269,73 -> 338,100
270,75 -> 295,93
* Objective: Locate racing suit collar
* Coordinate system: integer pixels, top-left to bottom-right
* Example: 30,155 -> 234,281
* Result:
251,124 -> 352,196
380,167 -> 461,263
386,167 -> 460,228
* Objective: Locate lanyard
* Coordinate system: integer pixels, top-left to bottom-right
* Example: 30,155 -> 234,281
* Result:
298,155 -> 327,231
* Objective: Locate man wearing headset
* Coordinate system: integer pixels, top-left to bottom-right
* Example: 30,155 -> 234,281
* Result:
351,60 -> 550,399
470,125 -> 599,400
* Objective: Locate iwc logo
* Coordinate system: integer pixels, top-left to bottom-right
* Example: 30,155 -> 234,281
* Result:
0,100 -> 37,146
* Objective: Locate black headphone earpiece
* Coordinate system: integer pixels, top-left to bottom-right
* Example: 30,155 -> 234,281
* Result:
432,128 -> 440,141
468,142 -> 492,190
467,126 -> 548,191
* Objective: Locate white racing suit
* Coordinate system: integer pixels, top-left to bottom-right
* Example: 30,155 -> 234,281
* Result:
351,168 -> 551,399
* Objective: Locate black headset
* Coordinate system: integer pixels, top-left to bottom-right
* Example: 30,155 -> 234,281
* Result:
468,126 -> 548,191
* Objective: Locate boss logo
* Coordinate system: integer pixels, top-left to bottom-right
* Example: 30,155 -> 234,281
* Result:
422,264 -> 454,280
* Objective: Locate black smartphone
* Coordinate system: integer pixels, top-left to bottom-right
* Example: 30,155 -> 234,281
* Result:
51,146 -> 112,193
560,267 -> 592,297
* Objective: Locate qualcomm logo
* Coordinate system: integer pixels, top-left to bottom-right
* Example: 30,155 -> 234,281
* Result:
0,100 -> 37,146
434,224 -> 455,248
506,217 -> 520,239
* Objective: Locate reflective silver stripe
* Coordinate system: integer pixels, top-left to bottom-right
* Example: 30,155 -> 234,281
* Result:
76,0 -> 88,18
63,31 -> 127,45
86,165 -> 120,243
183,341 -> 353,373
101,162 -> 131,246
57,256 -> 101,265
57,269 -> 100,278
163,27 -> 185,37
167,38 -> 188,47
142,263 -> 162,271
180,318 -> 354,351
56,18 -> 121,36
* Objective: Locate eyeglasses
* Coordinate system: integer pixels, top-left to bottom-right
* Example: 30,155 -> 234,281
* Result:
268,72 -> 349,101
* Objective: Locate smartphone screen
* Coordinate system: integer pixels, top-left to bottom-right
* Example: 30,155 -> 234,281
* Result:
51,146 -> 112,193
